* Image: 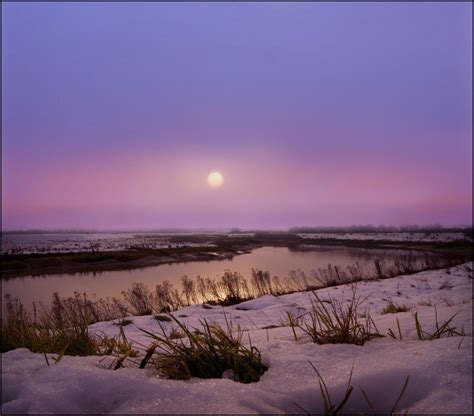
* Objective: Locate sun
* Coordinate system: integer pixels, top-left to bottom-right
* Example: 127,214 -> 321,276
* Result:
207,171 -> 224,188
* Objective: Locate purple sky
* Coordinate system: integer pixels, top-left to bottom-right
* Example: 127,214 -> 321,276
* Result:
2,3 -> 472,230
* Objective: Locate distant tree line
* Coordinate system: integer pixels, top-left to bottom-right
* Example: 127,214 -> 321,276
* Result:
288,225 -> 473,234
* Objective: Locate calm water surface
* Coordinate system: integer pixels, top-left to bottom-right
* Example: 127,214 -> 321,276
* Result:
2,246 -> 430,308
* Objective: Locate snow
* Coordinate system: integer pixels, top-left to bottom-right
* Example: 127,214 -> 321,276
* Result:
4,231 -> 469,255
2,263 -> 472,414
1,233 -> 214,255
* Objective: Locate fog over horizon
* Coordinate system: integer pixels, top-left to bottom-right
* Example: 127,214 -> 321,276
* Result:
2,224 -> 472,234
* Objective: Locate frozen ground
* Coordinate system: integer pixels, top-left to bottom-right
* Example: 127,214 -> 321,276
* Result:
1,263 -> 472,414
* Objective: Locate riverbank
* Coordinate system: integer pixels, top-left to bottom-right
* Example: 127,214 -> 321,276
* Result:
1,262 -> 472,414
0,246 -> 244,279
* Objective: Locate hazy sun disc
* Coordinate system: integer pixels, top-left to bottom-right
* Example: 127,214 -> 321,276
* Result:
208,171 -> 224,188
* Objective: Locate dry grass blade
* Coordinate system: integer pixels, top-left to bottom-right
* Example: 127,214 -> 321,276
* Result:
360,376 -> 410,415
285,311 -> 300,341
359,386 -> 377,415
387,318 -> 403,340
295,361 -> 354,415
390,376 -> 410,414
414,312 -> 425,341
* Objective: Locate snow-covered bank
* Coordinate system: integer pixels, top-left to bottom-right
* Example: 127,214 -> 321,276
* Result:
2,263 -> 472,414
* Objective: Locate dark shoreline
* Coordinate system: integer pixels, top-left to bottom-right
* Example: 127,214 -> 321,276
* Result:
0,246 -> 243,279
1,233 -> 472,279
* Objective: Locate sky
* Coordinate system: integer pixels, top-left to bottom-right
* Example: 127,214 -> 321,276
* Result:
2,2 -> 472,230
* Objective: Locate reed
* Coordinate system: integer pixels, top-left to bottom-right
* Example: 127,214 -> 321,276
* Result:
1,293 -> 120,356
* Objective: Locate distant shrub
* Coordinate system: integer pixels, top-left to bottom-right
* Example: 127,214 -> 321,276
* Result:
381,301 -> 411,314
113,318 -> 134,326
417,298 -> 432,307
154,314 -> 173,322
438,280 -> 454,290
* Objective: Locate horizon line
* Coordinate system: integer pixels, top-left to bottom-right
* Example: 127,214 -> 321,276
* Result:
2,224 -> 472,234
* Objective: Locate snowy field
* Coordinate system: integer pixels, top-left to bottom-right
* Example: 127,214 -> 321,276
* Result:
297,232 -> 470,243
3,231 -> 470,256
1,263 -> 472,414
1,233 -> 215,255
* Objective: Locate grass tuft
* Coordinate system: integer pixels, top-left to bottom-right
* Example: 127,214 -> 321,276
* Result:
414,307 -> 464,340
298,287 -> 382,346
139,314 -> 267,383
387,307 -> 464,340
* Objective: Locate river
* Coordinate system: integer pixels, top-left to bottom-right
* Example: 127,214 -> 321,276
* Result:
1,245 -> 436,309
